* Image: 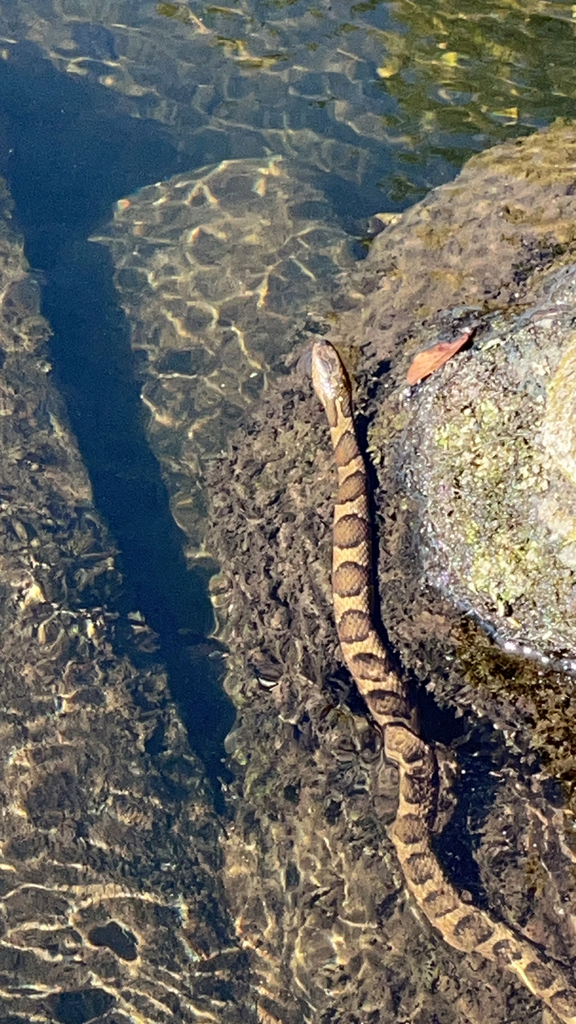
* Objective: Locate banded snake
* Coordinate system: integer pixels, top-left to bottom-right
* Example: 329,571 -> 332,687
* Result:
311,337 -> 576,1023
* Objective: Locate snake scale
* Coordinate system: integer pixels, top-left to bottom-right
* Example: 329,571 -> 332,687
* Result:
311,338 -> 576,1023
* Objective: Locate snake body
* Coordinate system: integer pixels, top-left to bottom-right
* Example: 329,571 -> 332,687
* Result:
311,338 -> 576,1023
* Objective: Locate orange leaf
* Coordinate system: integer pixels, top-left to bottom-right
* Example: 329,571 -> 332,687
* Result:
406,328 -> 474,386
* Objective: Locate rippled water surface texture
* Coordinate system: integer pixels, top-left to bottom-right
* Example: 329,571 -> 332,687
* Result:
1,2 -> 576,1020
0,0 -> 575,872
4,0 -> 576,205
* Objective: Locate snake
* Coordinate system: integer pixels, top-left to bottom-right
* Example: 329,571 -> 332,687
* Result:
311,337 -> 576,1023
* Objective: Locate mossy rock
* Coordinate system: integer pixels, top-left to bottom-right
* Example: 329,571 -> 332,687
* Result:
203,123 -> 576,1023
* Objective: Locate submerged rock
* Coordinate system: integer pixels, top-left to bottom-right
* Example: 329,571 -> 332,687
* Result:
93,155 -> 355,550
0,178 -> 253,1023
0,2 -> 406,197
3,0 -> 576,204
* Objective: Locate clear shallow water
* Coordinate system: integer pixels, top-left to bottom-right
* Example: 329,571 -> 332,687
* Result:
0,0 -> 575,792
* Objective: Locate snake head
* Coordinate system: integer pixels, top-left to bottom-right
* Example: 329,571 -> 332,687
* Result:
311,339 -> 350,407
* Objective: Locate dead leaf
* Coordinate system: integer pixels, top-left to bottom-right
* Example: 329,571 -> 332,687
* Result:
406,327 -> 474,385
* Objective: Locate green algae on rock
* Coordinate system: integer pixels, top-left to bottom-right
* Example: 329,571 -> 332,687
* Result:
403,264 -> 576,666
543,328 -> 576,492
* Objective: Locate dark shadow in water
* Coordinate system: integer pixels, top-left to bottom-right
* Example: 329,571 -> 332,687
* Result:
0,43 -> 235,809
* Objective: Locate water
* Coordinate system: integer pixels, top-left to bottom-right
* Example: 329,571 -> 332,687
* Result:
0,1 -> 575,1014
0,0 -> 574,807
0,48 -> 235,806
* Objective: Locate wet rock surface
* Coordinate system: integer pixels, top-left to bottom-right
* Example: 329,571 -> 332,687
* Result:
0,179 -> 253,1023
337,121 -> 576,780
203,123 -> 576,1021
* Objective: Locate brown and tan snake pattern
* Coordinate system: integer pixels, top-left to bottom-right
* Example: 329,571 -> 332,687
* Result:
311,337 -> 576,1023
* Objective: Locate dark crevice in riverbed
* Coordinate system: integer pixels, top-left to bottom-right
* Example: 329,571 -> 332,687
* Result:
0,44 -> 235,809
